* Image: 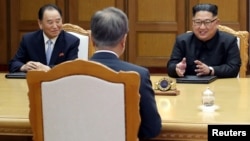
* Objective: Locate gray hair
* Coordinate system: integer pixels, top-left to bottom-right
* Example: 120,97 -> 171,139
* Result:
90,7 -> 129,47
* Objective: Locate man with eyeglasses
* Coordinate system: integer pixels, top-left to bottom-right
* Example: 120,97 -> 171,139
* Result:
167,3 -> 241,78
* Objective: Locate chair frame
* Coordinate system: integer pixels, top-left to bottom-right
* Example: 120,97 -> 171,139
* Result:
26,59 -> 141,141
217,25 -> 249,78
62,23 -> 95,58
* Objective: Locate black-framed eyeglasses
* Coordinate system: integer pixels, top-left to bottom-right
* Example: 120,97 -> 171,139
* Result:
192,18 -> 217,27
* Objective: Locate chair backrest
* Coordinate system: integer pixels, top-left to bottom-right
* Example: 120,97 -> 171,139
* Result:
217,25 -> 249,78
26,59 -> 141,141
62,23 -> 95,59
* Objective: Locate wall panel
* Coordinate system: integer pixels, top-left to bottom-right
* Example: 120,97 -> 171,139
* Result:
68,0 -> 124,29
0,0 -> 248,73
129,0 -> 247,73
128,0 -> 185,68
0,0 -> 7,66
137,0 -> 176,22
189,0 -> 246,30
137,33 -> 175,57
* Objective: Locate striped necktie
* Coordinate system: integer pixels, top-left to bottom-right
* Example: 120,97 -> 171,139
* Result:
46,40 -> 53,65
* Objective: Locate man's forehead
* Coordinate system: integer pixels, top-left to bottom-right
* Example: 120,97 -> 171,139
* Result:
193,11 -> 214,19
43,9 -> 61,20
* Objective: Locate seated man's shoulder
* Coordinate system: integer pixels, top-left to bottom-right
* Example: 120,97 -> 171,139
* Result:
123,61 -> 149,74
23,30 -> 42,38
62,30 -> 80,41
176,32 -> 194,41
218,30 -> 236,39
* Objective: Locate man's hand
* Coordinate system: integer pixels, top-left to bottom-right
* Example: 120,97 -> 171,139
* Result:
176,58 -> 186,77
20,61 -> 51,72
194,60 -> 211,76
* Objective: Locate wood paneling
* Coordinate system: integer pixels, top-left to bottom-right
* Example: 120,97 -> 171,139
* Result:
0,0 -> 7,64
128,0 -> 186,68
128,0 -> 247,73
66,0 -> 125,59
67,0 -> 125,29
0,0 -> 248,73
137,0 -> 176,22
189,0 -> 247,30
137,33 -> 174,57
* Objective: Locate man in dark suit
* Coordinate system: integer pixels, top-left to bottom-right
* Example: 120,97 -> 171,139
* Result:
89,7 -> 162,140
9,4 -> 79,73
167,3 -> 241,78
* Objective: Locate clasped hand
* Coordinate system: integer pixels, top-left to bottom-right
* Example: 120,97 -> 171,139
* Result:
176,58 -> 210,77
21,61 -> 51,72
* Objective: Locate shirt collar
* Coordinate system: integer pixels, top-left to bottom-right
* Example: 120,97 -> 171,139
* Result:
43,32 -> 58,44
95,50 -> 119,58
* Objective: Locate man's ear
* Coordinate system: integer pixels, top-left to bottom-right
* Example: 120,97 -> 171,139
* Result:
121,34 -> 127,47
90,35 -> 96,47
215,18 -> 220,26
38,19 -> 42,29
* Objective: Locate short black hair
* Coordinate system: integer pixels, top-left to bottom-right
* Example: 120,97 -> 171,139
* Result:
38,4 -> 62,20
192,3 -> 218,17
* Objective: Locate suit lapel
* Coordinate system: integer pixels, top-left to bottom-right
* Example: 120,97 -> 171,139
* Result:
50,31 -> 65,64
35,31 -> 47,65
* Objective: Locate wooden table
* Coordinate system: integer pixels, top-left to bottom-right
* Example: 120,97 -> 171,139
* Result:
151,75 -> 250,140
1,73 -> 250,141
0,73 -> 32,141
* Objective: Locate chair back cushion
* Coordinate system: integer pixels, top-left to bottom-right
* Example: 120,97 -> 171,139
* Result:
62,23 -> 94,59
68,32 -> 89,60
42,75 -> 125,141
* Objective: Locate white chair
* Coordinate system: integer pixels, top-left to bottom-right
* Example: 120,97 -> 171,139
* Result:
62,23 -> 95,59
26,59 -> 141,141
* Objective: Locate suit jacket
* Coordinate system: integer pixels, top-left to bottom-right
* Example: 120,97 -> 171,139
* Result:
90,52 -> 162,139
167,30 -> 241,78
8,30 -> 80,72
